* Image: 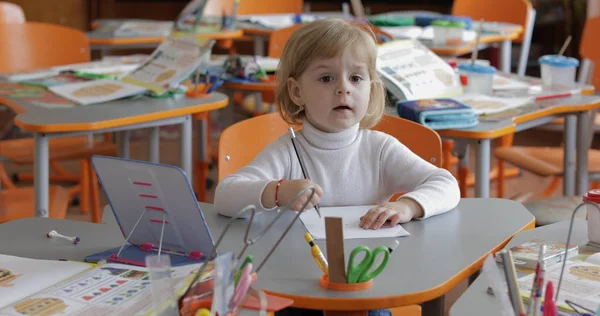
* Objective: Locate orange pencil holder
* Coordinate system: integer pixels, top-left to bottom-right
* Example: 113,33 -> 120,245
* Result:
319,275 -> 373,291
185,83 -> 210,98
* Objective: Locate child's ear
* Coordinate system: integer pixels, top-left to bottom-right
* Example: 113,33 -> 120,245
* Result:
287,77 -> 304,106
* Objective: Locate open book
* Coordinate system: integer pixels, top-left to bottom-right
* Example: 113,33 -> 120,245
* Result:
0,254 -> 206,316
376,40 -> 463,101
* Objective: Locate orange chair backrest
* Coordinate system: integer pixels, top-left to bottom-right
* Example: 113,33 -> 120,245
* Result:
580,16 -> 600,91
451,0 -> 532,43
218,112 -> 442,181
237,0 -> 303,15
0,22 -> 89,73
267,24 -> 301,58
0,2 -> 24,24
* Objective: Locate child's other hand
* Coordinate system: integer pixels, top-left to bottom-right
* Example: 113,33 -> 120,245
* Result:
279,179 -> 322,212
359,199 -> 424,230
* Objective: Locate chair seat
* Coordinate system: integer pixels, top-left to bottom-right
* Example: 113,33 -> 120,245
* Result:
494,146 -> 600,177
0,185 -> 69,222
0,136 -> 117,164
523,196 -> 585,226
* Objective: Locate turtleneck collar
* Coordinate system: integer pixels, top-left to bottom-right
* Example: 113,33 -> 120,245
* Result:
299,118 -> 360,150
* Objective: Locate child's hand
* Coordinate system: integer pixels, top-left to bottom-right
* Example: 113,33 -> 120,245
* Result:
359,199 -> 424,230
261,179 -> 323,212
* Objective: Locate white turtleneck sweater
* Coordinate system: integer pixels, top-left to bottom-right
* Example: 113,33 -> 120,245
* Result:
214,119 -> 460,219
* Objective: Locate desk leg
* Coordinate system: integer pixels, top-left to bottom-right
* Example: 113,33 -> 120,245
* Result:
475,139 -> 491,198
180,115 -> 193,178
148,126 -> 160,163
564,114 -> 577,196
196,116 -> 209,201
500,40 -> 512,73
421,296 -> 445,316
117,131 -> 130,159
577,111 -> 590,195
34,133 -> 49,217
323,311 -> 367,316
254,36 -> 266,56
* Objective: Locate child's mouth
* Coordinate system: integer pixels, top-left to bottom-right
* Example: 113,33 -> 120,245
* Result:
334,105 -> 352,111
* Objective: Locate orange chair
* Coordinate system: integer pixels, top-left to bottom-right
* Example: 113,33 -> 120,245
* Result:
0,22 -> 118,223
218,112 -> 441,186
494,16 -> 600,226
0,2 -> 25,24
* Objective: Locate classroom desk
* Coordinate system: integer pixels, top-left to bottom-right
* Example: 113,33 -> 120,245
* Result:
387,90 -> 600,199
0,198 -> 535,316
87,19 -> 243,56
0,83 -> 228,218
450,219 -> 593,316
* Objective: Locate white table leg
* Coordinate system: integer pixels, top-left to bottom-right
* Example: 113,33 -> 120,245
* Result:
500,40 -> 512,73
253,36 -> 266,56
148,126 -> 160,163
563,114 -> 577,196
34,133 -> 49,217
475,139 -> 491,198
117,131 -> 130,159
577,111 -> 590,195
180,115 -> 193,178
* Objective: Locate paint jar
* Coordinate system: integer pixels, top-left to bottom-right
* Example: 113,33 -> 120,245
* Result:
446,21 -> 465,46
539,54 -> 579,87
584,189 -> 600,245
431,20 -> 450,46
457,63 -> 497,95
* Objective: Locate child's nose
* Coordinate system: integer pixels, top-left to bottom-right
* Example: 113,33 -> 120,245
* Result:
335,87 -> 351,95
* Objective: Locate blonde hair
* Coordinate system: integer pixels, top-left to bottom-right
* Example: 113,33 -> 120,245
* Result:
275,18 -> 386,129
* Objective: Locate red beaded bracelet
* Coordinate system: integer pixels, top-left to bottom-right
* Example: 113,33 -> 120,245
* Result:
274,179 -> 285,207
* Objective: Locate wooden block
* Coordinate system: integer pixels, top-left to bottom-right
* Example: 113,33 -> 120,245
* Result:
325,217 -> 346,283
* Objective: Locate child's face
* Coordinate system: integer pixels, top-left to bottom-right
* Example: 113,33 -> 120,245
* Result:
288,50 -> 371,133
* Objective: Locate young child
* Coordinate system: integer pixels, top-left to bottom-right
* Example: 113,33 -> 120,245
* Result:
214,18 -> 460,316
215,18 -> 460,228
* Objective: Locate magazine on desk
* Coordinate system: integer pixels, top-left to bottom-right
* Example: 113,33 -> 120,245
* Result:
0,254 -> 210,316
376,40 -> 463,101
49,33 -> 215,104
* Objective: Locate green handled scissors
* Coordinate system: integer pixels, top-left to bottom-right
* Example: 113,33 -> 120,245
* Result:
346,246 -> 390,284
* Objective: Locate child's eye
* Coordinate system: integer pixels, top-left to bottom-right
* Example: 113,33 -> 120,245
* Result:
351,75 -> 363,82
319,76 -> 333,83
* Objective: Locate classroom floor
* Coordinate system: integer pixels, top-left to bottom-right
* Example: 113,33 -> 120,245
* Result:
5,106 -> 596,315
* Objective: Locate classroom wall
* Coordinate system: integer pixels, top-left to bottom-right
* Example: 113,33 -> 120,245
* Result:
589,0 -> 600,18
3,0 -> 90,31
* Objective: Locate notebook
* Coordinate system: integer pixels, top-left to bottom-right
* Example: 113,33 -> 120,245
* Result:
84,156 -> 215,267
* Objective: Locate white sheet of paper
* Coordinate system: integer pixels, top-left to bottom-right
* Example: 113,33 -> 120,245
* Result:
299,205 -> 410,240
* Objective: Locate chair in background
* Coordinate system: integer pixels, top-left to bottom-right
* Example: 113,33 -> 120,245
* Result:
451,0 -> 535,77
0,22 -> 118,223
0,1 -> 24,24
494,16 -> 600,226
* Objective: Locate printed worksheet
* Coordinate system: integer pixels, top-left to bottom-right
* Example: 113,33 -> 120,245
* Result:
0,254 -> 93,310
299,205 -> 410,239
453,93 -> 533,115
0,262 -> 206,316
376,40 -> 462,101
122,34 -> 215,94
518,260 -> 600,313
49,79 -> 147,105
